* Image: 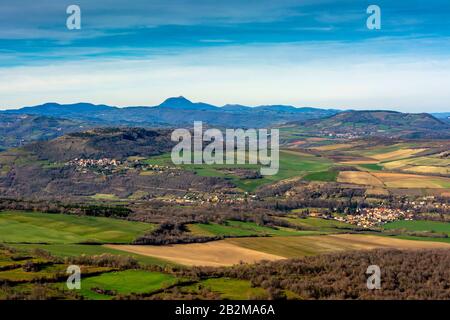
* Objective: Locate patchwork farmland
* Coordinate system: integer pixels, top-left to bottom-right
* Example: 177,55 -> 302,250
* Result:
0,131 -> 449,300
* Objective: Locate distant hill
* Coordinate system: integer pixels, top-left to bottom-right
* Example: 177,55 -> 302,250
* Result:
15,102 -> 117,118
0,128 -> 228,199
158,96 -> 218,111
432,112 -> 450,122
24,127 -> 175,162
2,97 -> 339,128
0,114 -> 89,151
290,110 -> 450,139
1,99 -> 449,149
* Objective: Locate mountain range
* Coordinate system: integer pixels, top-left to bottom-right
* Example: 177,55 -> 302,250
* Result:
0,96 -> 449,149
2,96 -> 338,128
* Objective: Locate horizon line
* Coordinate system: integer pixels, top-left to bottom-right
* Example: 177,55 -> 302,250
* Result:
1,97 -> 448,114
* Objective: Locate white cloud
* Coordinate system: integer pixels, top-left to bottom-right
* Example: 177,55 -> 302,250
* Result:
0,39 -> 449,112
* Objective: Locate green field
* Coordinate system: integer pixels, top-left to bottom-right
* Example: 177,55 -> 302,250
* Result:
303,170 -> 338,182
0,211 -> 154,244
357,163 -> 384,171
384,220 -> 450,236
0,245 -> 276,300
283,217 -> 359,233
188,220 -> 321,237
145,150 -> 334,192
77,270 -> 178,300
381,234 -> 450,244
235,151 -> 333,191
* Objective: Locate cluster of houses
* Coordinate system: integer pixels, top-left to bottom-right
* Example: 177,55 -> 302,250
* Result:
142,164 -> 175,173
66,158 -> 121,170
403,198 -> 449,211
163,192 -> 251,205
66,158 -> 180,175
322,132 -> 363,139
334,207 -> 414,228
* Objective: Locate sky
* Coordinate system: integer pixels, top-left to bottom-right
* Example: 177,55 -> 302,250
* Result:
0,0 -> 449,112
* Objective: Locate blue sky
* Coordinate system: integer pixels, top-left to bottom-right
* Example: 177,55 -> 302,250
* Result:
0,0 -> 449,112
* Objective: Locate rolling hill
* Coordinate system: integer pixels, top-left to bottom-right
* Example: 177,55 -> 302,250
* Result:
2,96 -> 338,128
0,128 -> 230,199
24,127 -> 175,162
290,110 -> 450,139
0,114 -> 90,151
432,112 -> 450,123
1,99 -> 449,150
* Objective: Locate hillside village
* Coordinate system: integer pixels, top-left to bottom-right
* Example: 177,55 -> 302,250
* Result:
334,208 -> 414,228
66,157 -> 177,175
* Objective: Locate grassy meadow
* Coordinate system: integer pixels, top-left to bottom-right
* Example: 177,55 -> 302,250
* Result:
188,220 -> 321,237
144,150 -> 334,191
384,220 -> 450,236
0,211 -> 154,244
0,245 -> 278,300
282,216 -> 360,233
77,270 -> 178,300
0,211 -> 171,267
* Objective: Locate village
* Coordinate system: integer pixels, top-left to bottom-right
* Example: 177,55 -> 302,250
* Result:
67,158 -> 121,169
66,157 -> 177,175
333,207 -> 414,228
157,191 -> 254,205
